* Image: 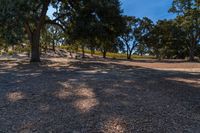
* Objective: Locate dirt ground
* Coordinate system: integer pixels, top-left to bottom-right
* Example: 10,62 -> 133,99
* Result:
0,56 -> 200,133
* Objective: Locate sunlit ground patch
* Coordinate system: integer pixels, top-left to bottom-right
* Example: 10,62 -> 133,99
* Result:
166,77 -> 200,87
76,88 -> 95,98
123,80 -> 134,83
73,87 -> 99,112
101,117 -> 127,133
77,70 -> 99,74
101,71 -> 108,74
7,91 -> 26,102
54,88 -> 73,100
73,98 -> 99,113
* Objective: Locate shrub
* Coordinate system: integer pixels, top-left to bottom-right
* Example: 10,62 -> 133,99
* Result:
8,50 -> 14,56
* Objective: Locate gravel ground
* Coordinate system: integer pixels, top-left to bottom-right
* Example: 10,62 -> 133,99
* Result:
0,57 -> 200,133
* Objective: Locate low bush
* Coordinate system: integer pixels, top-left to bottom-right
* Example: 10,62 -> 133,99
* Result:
8,50 -> 14,56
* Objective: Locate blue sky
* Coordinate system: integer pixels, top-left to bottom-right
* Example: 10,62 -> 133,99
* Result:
48,0 -> 176,22
120,0 -> 176,22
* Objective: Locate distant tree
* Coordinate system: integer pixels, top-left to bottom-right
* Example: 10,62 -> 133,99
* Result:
72,0 -> 125,58
49,25 -> 64,52
145,19 -> 188,59
169,0 -> 200,61
119,16 -> 141,59
136,17 -> 154,56
40,25 -> 52,53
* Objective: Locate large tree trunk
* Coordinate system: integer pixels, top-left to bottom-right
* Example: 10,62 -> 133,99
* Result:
189,44 -> 195,62
25,0 -> 50,62
30,31 -> 41,62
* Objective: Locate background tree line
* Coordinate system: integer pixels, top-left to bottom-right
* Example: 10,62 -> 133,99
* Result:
0,0 -> 199,62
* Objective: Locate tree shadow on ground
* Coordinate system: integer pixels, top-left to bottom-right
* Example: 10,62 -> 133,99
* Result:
0,58 -> 200,132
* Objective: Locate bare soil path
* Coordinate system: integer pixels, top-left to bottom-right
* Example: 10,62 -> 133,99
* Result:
0,56 -> 200,132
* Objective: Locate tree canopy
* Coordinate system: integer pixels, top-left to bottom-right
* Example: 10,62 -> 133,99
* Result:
0,0 -> 199,61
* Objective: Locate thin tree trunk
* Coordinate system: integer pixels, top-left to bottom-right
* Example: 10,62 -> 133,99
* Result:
126,44 -> 130,60
127,52 -> 131,60
189,44 -> 195,61
30,32 -> 41,62
127,50 -> 129,59
127,48 -> 132,60
90,47 -> 94,56
45,44 -> 47,54
82,45 -> 85,58
12,45 -> 14,51
52,41 -> 55,53
103,50 -> 107,59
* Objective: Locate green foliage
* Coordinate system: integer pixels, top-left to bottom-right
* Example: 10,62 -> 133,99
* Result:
59,44 -> 78,53
71,0 -> 126,58
79,49 -> 155,59
0,0 -> 126,61
0,0 -> 199,61
144,19 -> 189,59
119,16 -> 153,59
169,0 -> 200,61
7,50 -> 14,56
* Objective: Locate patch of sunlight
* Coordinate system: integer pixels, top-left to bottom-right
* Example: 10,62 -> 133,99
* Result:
166,77 -> 200,87
39,104 -> 50,112
48,62 -> 69,68
59,82 -> 71,88
16,73 -> 41,77
77,70 -> 99,74
189,72 -> 200,76
54,88 -> 73,100
76,88 -> 95,98
68,79 -> 78,82
74,87 -> 99,112
1,63 -> 18,69
101,71 -> 108,74
7,91 -> 26,102
156,68 -> 200,72
73,98 -> 99,112
123,80 -> 133,83
58,82 -> 99,113
0,71 -> 8,74
48,57 -> 69,63
102,117 -> 127,133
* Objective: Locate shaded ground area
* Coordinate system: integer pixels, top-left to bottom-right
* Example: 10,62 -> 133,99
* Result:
0,57 -> 200,132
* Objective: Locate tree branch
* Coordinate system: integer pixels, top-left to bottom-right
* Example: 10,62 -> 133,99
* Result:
45,20 -> 66,32
37,0 -> 50,31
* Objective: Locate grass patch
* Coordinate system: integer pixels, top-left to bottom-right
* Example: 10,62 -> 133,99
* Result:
58,46 -> 155,59
82,49 -> 155,60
